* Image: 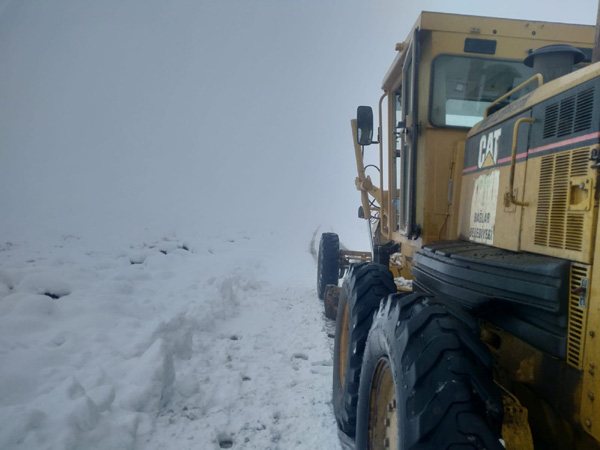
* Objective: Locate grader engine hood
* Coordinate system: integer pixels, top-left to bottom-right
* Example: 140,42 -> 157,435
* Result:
459,67 -> 600,264
461,111 -> 533,251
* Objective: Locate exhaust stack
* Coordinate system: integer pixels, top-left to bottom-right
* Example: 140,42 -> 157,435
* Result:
524,45 -> 586,82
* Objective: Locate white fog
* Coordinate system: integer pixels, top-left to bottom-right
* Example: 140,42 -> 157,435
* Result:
0,0 -> 597,448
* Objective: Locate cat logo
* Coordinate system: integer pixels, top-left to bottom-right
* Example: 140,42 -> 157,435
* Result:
478,129 -> 502,169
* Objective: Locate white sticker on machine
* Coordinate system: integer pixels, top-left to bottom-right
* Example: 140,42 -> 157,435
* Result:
469,170 -> 499,245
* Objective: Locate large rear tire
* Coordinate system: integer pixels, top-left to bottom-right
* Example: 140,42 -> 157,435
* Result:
317,233 -> 340,300
356,292 -> 504,449
333,262 -> 396,438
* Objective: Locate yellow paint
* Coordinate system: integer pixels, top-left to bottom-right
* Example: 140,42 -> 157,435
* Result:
582,224 -> 600,441
502,398 -> 535,450
350,11 -> 600,445
365,11 -> 594,248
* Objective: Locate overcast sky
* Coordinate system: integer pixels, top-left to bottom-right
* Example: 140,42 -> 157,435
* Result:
0,0 -> 598,249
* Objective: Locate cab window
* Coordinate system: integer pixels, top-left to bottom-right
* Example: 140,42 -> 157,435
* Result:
430,55 -> 534,127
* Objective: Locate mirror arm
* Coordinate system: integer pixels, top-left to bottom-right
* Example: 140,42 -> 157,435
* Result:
352,119 -> 384,219
352,119 -> 372,219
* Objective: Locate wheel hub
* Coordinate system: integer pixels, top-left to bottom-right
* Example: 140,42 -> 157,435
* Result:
368,358 -> 398,449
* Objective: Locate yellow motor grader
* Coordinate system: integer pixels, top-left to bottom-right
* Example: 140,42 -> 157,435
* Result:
317,11 -> 600,450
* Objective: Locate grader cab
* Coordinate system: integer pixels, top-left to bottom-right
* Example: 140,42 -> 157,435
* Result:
317,11 -> 600,449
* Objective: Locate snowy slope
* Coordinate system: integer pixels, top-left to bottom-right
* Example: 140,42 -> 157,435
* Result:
0,230 -> 341,450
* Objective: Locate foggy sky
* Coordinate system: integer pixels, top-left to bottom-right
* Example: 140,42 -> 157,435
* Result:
0,0 -> 597,250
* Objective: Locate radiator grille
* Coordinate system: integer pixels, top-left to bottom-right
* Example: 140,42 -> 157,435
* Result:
574,88 -> 594,132
571,147 -> 591,176
542,87 -> 595,140
557,97 -> 576,137
565,215 -> 584,251
543,103 -> 559,139
567,263 -> 590,369
534,157 -> 553,244
534,148 -> 590,251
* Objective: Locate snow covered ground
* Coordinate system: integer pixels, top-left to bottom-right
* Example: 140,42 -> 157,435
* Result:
0,229 -> 342,450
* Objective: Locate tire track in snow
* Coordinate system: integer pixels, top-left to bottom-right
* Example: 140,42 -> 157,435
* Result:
141,280 -> 342,450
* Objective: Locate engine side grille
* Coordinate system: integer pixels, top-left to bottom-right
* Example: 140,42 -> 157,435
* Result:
567,263 -> 590,369
543,103 -> 559,139
534,157 -> 554,246
574,88 -> 594,133
571,146 -> 591,176
557,97 -> 576,137
533,148 -> 590,251
565,215 -> 584,251
542,87 -> 595,140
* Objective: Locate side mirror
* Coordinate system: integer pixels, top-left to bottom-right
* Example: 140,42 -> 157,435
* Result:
356,106 -> 374,146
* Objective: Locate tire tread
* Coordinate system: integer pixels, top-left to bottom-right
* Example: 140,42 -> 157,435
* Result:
358,293 -> 503,449
332,262 -> 396,437
317,233 -> 340,299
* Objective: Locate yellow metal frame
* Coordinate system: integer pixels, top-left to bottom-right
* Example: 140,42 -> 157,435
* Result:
352,119 -> 381,220
350,11 -> 600,447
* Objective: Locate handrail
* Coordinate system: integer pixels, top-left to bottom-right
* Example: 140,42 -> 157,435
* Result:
378,92 -> 388,205
504,117 -> 536,207
484,74 -> 543,118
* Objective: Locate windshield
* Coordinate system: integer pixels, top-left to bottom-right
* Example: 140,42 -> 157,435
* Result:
430,55 -> 534,127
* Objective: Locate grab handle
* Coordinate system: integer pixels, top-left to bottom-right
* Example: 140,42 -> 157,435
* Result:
504,117 -> 535,207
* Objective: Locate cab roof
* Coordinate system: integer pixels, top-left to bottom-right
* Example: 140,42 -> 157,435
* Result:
382,11 -> 594,90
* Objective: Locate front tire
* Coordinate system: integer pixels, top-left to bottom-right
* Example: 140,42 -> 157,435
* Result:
333,262 -> 396,438
317,233 -> 340,300
356,292 -> 503,449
